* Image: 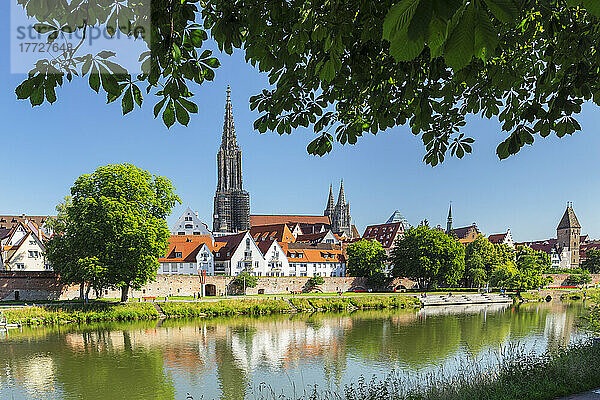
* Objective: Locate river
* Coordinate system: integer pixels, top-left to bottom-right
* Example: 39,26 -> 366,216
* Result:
0,301 -> 591,400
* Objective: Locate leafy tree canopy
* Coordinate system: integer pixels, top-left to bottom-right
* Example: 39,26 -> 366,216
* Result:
233,271 -> 258,291
583,248 -> 600,274
391,225 -> 465,289
45,164 -> 180,301
346,239 -> 388,277
14,0 -> 600,165
464,237 -> 516,286
490,245 -> 551,290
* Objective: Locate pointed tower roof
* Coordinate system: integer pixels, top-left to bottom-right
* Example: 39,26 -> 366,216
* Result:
221,85 -> 238,150
448,203 -> 453,220
336,179 -> 346,206
386,210 -> 409,226
557,203 -> 580,229
325,184 -> 335,211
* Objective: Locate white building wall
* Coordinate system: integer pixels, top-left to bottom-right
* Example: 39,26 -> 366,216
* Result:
229,233 -> 267,277
171,207 -> 212,237
5,233 -> 50,272
158,244 -> 214,275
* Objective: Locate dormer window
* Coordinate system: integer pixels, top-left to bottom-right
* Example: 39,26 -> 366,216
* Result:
175,252 -> 182,258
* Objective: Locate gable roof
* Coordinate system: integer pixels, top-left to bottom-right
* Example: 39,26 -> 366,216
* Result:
0,228 -> 11,241
250,214 -> 330,227
557,207 -> 581,229
214,232 -> 247,261
362,222 -> 404,248
452,224 -> 480,240
488,232 -> 508,244
158,235 -> 215,263
0,215 -> 51,231
250,224 -> 295,243
257,238 -> 277,256
295,231 -> 330,243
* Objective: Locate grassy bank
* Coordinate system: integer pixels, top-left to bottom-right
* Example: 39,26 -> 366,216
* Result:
289,295 -> 420,312
1,294 -> 421,325
2,302 -> 159,325
160,299 -> 294,317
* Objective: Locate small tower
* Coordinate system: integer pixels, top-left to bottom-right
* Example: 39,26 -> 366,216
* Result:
557,202 -> 581,268
446,203 -> 453,234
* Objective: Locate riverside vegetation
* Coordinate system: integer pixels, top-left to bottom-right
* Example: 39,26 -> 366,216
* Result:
1,295 -> 420,325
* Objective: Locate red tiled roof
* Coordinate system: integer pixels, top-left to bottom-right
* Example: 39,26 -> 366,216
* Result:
514,239 -> 557,254
488,233 -> 508,244
362,222 -> 404,248
257,238 -> 276,255
250,215 -> 330,227
0,215 -> 52,231
158,235 -> 215,263
295,231 -> 329,243
250,224 -> 295,243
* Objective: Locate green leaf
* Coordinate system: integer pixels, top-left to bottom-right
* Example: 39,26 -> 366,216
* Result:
483,0 -> 520,24
383,0 -> 421,40
583,0 -> 600,17
122,88 -> 134,115
407,0 -> 433,41
174,100 -> 190,126
154,97 -> 167,118
444,5 -> 476,70
178,97 -> 198,113
474,6 -> 499,62
89,65 -> 100,93
389,30 -> 425,61
132,85 -> 143,106
163,100 -> 176,128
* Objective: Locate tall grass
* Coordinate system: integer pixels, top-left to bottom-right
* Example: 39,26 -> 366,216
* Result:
2,302 -> 159,324
160,299 -> 293,317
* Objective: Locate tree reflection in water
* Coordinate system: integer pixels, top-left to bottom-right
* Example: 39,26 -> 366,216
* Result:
0,301 -> 587,400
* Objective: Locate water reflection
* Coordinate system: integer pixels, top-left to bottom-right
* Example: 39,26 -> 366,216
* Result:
0,301 -> 588,400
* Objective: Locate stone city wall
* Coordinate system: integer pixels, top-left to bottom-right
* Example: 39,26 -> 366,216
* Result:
543,273 -> 600,287
0,272 -> 375,301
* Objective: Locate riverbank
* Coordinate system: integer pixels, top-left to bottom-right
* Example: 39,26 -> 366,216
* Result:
0,294 -> 421,325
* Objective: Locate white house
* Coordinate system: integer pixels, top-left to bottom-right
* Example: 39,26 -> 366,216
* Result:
283,243 -> 346,277
1,222 -> 51,271
257,239 -> 289,277
214,232 -> 267,276
171,207 -> 212,237
157,235 -> 215,275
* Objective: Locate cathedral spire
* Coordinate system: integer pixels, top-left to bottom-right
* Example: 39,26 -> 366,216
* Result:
221,85 -> 238,150
324,184 -> 335,216
336,179 -> 346,207
446,202 -> 453,234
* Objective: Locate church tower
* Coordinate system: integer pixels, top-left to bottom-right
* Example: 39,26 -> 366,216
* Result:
557,202 -> 581,268
446,203 -> 453,234
213,86 -> 250,233
325,179 -> 351,236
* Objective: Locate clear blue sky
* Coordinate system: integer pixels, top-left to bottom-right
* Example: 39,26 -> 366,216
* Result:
1,6 -> 599,242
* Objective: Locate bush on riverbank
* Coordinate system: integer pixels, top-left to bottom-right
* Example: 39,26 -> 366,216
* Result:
289,298 -> 314,312
160,299 -> 293,317
3,303 -> 159,325
519,292 -> 545,302
349,295 -> 420,309
307,298 -> 353,311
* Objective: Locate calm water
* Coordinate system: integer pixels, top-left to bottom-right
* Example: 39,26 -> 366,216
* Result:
0,301 -> 590,400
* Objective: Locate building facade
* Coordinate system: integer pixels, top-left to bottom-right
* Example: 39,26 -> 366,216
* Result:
556,202 -> 580,269
1,221 -> 50,272
171,207 -> 212,236
213,87 -> 251,234
157,235 -> 215,275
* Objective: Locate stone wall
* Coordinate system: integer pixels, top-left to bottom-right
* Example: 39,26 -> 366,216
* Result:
543,273 -> 600,287
0,272 -> 374,301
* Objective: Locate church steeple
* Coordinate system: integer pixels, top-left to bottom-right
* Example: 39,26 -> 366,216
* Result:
213,85 -> 250,233
221,85 -> 238,151
324,184 -> 335,216
446,203 -> 453,234
336,179 -> 346,207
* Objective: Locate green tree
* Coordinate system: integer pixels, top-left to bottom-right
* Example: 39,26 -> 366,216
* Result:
233,272 -> 258,294
490,245 -> 551,291
14,1 -> 600,165
583,248 -> 600,273
346,239 -> 388,277
45,164 -> 180,302
391,226 -> 465,289
307,276 -> 325,288
464,235 -> 497,286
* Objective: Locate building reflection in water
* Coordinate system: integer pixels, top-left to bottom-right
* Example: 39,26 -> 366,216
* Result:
0,301 -> 588,400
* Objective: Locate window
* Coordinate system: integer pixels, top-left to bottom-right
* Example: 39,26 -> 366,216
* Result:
178,232 -> 185,235
44,263 -> 52,270
185,216 -> 192,221
193,232 -> 200,235
255,261 -> 259,268
246,238 -> 251,249
185,224 -> 193,229
163,264 -> 169,272
171,264 -> 178,272
29,240 -> 36,245
16,263 -> 25,270
244,251 -> 252,258
28,250 -> 39,258
175,252 -> 182,258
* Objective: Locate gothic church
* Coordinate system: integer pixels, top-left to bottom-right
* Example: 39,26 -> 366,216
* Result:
324,180 -> 352,237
